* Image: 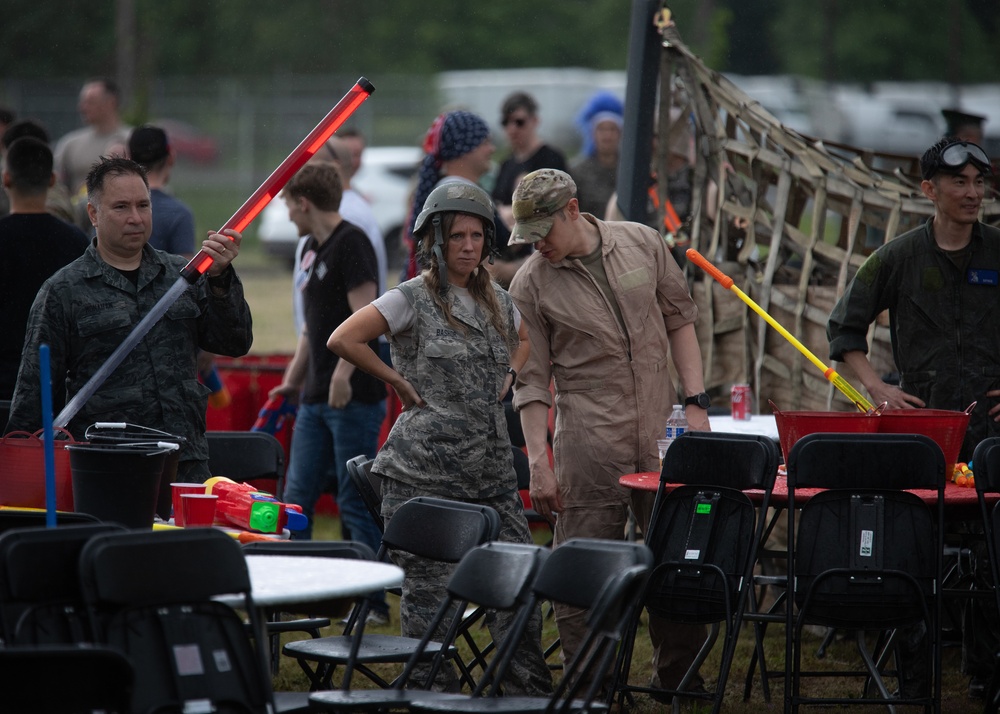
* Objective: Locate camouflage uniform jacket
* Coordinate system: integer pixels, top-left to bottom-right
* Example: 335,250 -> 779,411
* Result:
828,218 -> 1000,459
7,242 -> 253,465
373,276 -> 517,498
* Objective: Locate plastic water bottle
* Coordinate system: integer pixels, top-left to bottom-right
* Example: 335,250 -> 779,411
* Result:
664,404 -> 688,444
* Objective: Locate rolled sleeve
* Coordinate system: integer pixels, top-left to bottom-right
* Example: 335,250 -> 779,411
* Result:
510,279 -> 553,411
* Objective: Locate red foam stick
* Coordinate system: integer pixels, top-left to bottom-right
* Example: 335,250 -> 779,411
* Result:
180,77 -> 375,283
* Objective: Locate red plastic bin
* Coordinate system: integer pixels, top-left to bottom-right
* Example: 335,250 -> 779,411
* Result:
876,406 -> 972,469
770,401 -> 880,465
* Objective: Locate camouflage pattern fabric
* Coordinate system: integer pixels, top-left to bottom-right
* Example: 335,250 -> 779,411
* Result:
509,168 -> 577,245
8,243 -> 252,479
373,276 -> 516,498
381,477 -> 551,696
828,219 -> 1000,461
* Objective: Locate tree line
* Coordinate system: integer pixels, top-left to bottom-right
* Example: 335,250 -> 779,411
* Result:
3,0 -> 997,87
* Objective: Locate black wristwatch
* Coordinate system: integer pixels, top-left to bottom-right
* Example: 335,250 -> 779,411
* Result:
684,392 -> 711,409
507,367 -> 518,382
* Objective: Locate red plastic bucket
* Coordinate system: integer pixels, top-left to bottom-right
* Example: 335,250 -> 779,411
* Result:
876,406 -> 972,469
770,400 -> 880,465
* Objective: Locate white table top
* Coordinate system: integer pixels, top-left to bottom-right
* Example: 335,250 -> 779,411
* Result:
709,414 -> 779,440
217,555 -> 403,609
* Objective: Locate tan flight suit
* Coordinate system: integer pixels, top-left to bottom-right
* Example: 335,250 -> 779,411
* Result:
510,214 -> 706,688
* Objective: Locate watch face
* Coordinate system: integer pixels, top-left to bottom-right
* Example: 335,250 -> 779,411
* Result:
687,393 -> 710,409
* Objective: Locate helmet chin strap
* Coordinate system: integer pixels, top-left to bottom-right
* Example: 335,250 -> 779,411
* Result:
431,215 -> 449,294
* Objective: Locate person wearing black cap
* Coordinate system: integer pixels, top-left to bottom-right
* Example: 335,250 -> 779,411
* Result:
942,108 -> 986,145
829,137 -> 998,699
128,124 -> 195,258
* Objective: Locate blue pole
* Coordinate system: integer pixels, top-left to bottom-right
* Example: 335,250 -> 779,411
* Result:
39,344 -> 56,527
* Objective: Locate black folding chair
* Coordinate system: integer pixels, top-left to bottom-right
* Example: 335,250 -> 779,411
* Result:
972,437 -> 1000,713
784,433 -> 945,713
0,509 -> 101,533
612,431 -> 780,713
346,453 -> 384,532
407,538 -> 654,714
0,644 -> 134,714
79,528 -> 295,714
310,541 -> 549,712
336,468 -> 509,683
207,430 -> 286,498
282,496 -> 501,691
0,522 -> 124,645
241,539 -> 377,674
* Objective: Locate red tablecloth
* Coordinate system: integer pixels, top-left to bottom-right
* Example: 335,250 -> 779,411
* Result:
619,470 -> 985,518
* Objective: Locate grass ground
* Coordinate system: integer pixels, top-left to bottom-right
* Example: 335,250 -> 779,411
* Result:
266,515 -> 976,713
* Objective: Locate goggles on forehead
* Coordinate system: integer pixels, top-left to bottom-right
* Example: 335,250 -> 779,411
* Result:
939,141 -> 992,175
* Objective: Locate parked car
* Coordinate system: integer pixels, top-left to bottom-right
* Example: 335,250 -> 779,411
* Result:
258,145 -> 422,268
152,119 -> 220,164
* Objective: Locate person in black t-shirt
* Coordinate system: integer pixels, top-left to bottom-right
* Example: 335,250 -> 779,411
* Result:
269,164 -> 387,599
491,92 -> 568,288
0,137 -> 89,400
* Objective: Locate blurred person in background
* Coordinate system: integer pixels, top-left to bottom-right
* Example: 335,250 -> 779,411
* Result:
491,91 -> 567,287
54,78 -> 131,231
942,108 -> 986,145
128,124 -> 230,409
128,125 -> 195,258
569,91 -> 623,218
338,127 -> 366,178
2,120 -> 75,224
0,106 -> 15,218
0,107 -> 14,138
402,110 -> 503,282
0,137 -> 89,400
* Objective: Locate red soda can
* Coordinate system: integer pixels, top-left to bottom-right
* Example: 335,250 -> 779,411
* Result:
731,383 -> 751,420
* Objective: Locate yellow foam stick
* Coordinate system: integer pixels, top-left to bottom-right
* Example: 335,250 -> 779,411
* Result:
686,249 -> 874,413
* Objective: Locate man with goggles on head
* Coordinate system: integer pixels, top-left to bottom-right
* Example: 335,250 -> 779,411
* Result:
828,137 -> 997,699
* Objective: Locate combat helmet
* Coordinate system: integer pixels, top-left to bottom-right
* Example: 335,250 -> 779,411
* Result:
414,181 -> 497,290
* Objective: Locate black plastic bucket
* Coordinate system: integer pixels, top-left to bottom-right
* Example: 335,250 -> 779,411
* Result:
85,424 -> 186,521
67,443 -> 171,529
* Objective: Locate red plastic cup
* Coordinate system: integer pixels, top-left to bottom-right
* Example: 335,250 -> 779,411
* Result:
171,483 -> 206,526
181,493 -> 218,528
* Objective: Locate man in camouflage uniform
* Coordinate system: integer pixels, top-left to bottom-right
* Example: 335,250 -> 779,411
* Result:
6,156 -> 252,482
828,138 -> 998,699
328,181 -> 551,695
828,138 -> 998,460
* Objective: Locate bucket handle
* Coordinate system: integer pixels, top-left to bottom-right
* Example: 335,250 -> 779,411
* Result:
85,422 -> 178,440
965,401 -> 977,415
79,440 -> 180,452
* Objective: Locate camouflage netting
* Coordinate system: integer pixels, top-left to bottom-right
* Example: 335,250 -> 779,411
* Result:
656,21 -> 1000,413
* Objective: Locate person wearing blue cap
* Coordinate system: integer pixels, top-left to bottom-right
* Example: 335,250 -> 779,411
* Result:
569,91 -> 624,217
